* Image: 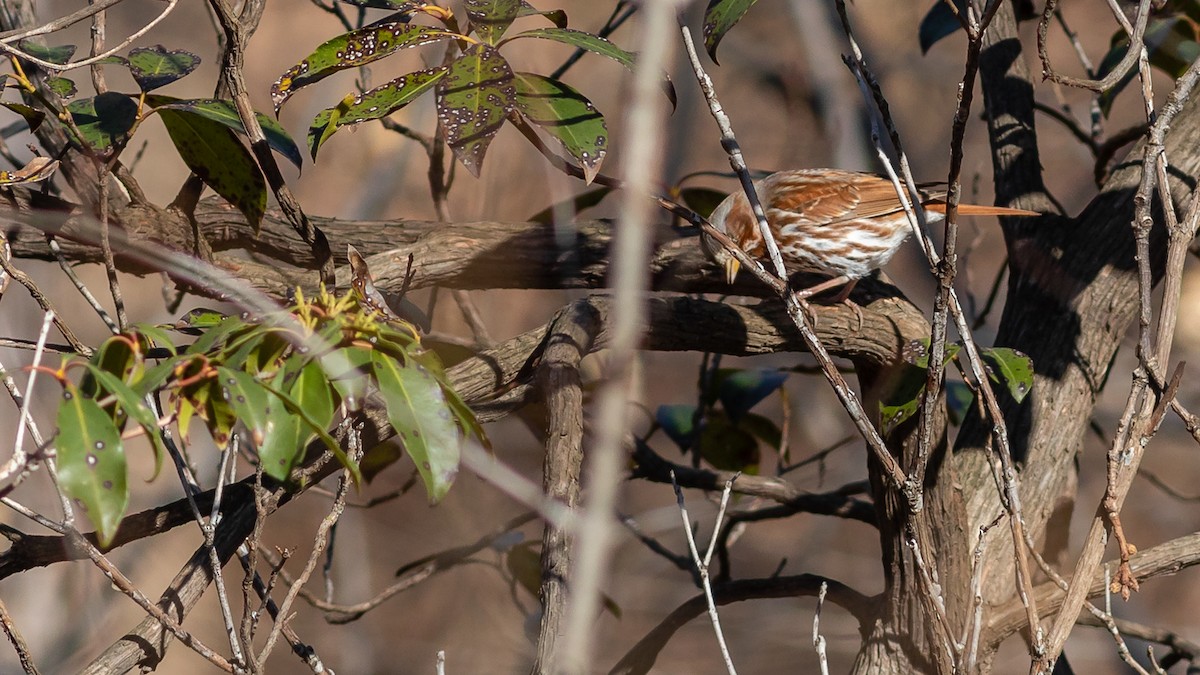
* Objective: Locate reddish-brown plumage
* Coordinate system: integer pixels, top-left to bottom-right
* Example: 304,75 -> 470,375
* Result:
700,169 -> 1038,298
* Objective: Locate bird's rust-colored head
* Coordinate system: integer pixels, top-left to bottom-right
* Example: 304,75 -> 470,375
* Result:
700,188 -> 753,285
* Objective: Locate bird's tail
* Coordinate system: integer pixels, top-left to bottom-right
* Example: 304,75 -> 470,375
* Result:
925,202 -> 1040,217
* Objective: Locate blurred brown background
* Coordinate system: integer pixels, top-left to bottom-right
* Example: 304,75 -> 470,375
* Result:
2,1 -> 1199,673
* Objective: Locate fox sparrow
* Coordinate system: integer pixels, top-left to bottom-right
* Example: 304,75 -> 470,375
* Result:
700,169 -> 1038,299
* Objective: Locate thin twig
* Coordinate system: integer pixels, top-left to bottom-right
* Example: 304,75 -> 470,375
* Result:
812,581 -> 829,675
0,595 -> 40,675
671,471 -> 739,675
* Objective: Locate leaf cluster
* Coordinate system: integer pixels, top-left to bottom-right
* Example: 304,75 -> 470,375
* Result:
52,288 -> 485,546
653,368 -> 789,474
275,0 -> 633,182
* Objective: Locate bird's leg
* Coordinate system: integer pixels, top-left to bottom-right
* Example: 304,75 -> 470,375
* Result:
796,276 -> 863,331
795,275 -> 854,300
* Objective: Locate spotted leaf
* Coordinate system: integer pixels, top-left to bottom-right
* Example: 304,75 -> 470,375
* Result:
980,347 -> 1034,403
82,364 -> 167,480
308,67 -> 447,159
148,96 -> 302,169
703,0 -> 759,63
157,107 -> 267,232
466,0 -> 522,45
271,24 -> 457,113
56,383 -> 129,547
337,0 -> 423,8
435,44 -> 515,177
46,77 -> 77,99
878,364 -> 927,436
513,72 -> 606,183
215,367 -> 273,446
127,45 -> 200,91
372,351 -> 461,503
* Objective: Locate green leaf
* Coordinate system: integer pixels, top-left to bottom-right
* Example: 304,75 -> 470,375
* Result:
127,45 -> 200,91
308,67 -> 447,159
529,185 -> 613,223
698,411 -> 759,473
271,362 -> 360,482
56,384 -> 129,547
980,347 -> 1034,403
337,0 -> 423,9
504,27 -> 634,69
171,308 -> 229,335
215,367 -> 274,446
0,102 -> 44,132
716,368 -> 786,421
360,440 -> 404,482
878,364 -> 927,436
440,372 -> 488,448
372,351 -> 462,503
466,0 -> 523,45
133,354 -> 189,397
918,0 -> 967,54
271,23 -> 458,112
513,72 -> 606,183
183,315 -> 248,356
517,2 -> 567,28
157,107 -> 267,232
323,347 -> 372,412
902,338 -> 961,369
256,389 -> 306,481
739,412 -> 782,451
655,403 -> 697,451
82,365 -> 167,480
66,93 -> 138,154
503,27 -> 676,105
258,361 -> 338,481
702,0 -> 759,63
46,77 -> 77,99
17,40 -> 75,66
147,96 -> 302,169
435,44 -> 515,177
81,335 -> 137,424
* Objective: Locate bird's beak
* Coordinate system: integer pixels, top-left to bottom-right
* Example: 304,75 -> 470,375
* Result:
724,258 -> 741,285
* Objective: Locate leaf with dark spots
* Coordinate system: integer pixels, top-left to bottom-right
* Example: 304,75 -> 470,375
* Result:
157,107 -> 267,232
308,67 -> 447,159
57,383 -> 128,547
435,44 -> 515,177
271,23 -> 457,113
702,0 -> 759,63
466,0 -> 522,45
147,96 -> 302,169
